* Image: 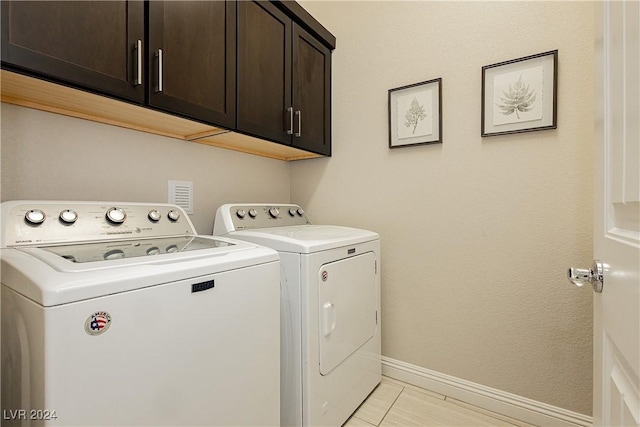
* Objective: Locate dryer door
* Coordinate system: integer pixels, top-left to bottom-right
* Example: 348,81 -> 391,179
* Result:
318,252 -> 377,375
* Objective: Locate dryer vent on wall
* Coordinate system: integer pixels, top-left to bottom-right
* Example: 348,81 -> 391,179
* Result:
168,180 -> 193,214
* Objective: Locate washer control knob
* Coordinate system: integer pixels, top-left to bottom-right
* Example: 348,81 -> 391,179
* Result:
59,209 -> 78,224
166,245 -> 178,253
288,208 -> 297,217
104,249 -> 125,260
25,209 -> 46,225
297,208 -> 305,216
167,210 -> 181,222
106,207 -> 127,224
268,207 -> 280,218
236,209 -> 246,219
248,209 -> 257,218
147,247 -> 160,256
148,210 -> 161,222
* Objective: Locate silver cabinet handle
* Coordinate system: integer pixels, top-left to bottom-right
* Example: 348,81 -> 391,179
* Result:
294,110 -> 301,137
134,40 -> 142,86
155,49 -> 163,93
567,260 -> 604,293
286,107 -> 294,135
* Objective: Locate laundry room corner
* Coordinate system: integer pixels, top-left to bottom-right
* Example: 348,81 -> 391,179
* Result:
293,0 -> 594,419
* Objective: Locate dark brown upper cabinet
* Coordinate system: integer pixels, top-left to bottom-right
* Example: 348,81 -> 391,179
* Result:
2,0 -> 334,160
292,24 -> 331,156
237,1 -> 332,156
1,0 -> 144,103
148,1 -> 236,129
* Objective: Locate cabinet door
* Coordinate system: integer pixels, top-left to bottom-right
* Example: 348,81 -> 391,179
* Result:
292,24 -> 332,156
148,1 -> 236,129
237,1 -> 292,145
1,1 -> 144,103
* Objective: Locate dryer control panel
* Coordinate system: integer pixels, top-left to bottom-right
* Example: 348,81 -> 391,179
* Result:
1,201 -> 196,247
215,203 -> 312,232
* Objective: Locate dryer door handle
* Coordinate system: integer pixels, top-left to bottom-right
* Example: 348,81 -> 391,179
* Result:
322,302 -> 336,337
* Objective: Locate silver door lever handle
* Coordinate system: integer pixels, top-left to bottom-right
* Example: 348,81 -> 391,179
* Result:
567,260 -> 604,293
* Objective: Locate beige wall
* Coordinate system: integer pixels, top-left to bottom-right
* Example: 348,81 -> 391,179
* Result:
294,1 -> 594,416
0,104 -> 290,234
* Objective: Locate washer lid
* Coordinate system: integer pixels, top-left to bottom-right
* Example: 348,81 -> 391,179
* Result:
1,235 -> 278,306
37,235 -> 232,264
229,225 -> 379,253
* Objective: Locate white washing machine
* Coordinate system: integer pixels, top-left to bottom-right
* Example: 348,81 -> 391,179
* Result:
1,200 -> 280,427
214,203 -> 381,427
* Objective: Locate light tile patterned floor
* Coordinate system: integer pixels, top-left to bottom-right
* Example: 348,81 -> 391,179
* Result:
343,377 -> 537,427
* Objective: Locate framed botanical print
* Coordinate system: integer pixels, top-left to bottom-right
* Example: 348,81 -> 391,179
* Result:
482,50 -> 557,137
389,78 -> 442,148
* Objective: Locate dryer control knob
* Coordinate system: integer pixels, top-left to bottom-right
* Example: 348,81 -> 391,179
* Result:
248,209 -> 257,218
288,208 -> 297,217
268,207 -> 280,218
236,209 -> 246,219
25,209 -> 46,225
167,210 -> 181,222
59,209 -> 78,224
106,207 -> 127,224
297,208 -> 304,216
148,210 -> 161,222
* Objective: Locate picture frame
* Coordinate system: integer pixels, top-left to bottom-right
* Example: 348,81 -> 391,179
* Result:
389,78 -> 442,148
481,50 -> 557,137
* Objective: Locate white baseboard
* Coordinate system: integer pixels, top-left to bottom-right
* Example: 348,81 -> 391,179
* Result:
382,356 -> 593,427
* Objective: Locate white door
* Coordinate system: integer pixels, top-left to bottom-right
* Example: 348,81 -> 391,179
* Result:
593,2 -> 639,426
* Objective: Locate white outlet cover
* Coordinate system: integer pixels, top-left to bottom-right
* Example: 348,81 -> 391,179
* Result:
168,180 -> 193,214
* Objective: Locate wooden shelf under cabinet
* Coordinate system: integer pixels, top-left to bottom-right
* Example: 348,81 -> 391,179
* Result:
0,70 -> 321,161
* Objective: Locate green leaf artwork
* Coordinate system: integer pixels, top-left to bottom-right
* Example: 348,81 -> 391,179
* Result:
404,97 -> 427,134
397,89 -> 432,140
496,75 -> 537,119
492,65 -> 543,126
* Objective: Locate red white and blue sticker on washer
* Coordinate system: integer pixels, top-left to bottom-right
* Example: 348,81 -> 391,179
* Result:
85,311 -> 112,336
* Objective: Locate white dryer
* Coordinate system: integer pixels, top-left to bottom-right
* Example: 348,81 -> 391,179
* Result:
1,200 -> 280,427
214,203 -> 381,427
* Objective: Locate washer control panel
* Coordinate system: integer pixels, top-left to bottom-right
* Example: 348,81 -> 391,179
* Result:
223,204 -> 311,231
1,201 -> 195,247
